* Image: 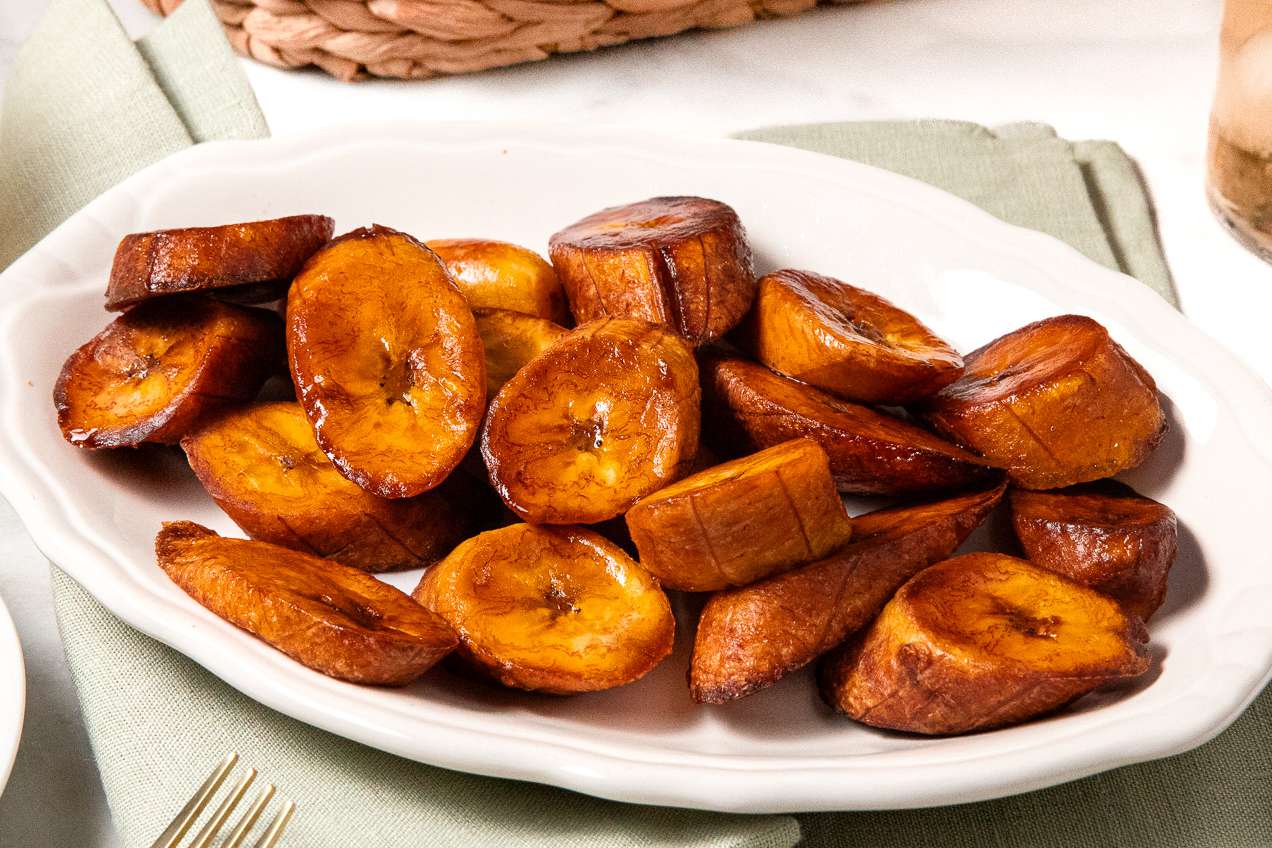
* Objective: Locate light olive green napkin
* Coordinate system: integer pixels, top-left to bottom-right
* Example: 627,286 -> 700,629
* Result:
6,1 -> 1269,846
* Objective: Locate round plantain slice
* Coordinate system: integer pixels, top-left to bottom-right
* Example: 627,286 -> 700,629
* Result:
473,308 -> 568,396
55,298 -> 282,449
482,318 -> 700,524
625,438 -> 852,592
549,196 -> 755,345
427,239 -> 570,324
106,215 -> 334,310
412,523 -> 675,693
919,315 -> 1165,490
690,480 -> 1006,704
156,521 -> 457,686
819,552 -> 1151,735
746,270 -> 963,404
287,225 -> 486,499
182,402 -> 478,573
1011,481 -> 1178,621
703,355 -> 997,496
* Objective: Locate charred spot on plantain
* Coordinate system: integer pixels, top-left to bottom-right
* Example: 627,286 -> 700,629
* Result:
276,454 -> 297,472
990,596 -> 1060,640
543,578 -> 581,618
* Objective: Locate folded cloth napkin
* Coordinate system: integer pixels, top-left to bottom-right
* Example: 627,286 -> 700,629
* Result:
4,1 -> 1270,846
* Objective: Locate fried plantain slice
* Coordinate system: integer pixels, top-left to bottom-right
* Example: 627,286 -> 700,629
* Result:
819,552 -> 1150,734
156,521 -> 457,685
182,402 -> 478,572
690,480 -> 1006,703
473,308 -> 569,396
703,355 -> 997,496
482,318 -> 700,524
427,238 -> 570,324
413,523 -> 674,693
106,215 -> 334,311
55,298 -> 282,449
1011,481 -> 1178,620
549,196 -> 755,345
920,315 -> 1165,490
746,270 -> 963,404
287,225 -> 486,498
625,438 -> 852,591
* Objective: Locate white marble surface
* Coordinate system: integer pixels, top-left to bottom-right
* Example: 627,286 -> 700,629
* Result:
0,0 -> 1262,844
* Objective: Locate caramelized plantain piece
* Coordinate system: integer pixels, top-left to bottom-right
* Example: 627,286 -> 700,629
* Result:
703,355 -> 997,496
819,552 -> 1150,734
920,315 -> 1165,489
690,481 -> 1005,703
413,523 -> 674,693
746,270 -> 962,404
482,318 -> 700,524
55,298 -> 281,449
427,238 -> 570,324
182,402 -> 477,572
1011,481 -> 1177,620
549,197 -> 755,345
473,308 -> 568,396
625,438 -> 852,591
156,521 -> 457,685
287,225 -> 486,498
106,215 -> 333,311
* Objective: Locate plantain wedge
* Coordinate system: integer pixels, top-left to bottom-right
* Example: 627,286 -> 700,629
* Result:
482,318 -> 700,524
473,308 -> 568,396
55,298 -> 281,449
746,270 -> 963,404
690,480 -> 1006,703
920,315 -> 1165,489
107,215 -> 333,310
413,523 -> 675,693
819,552 -> 1151,734
156,521 -> 457,685
1011,481 -> 1178,620
182,402 -> 477,572
287,225 -> 486,498
549,197 -> 755,345
427,238 -> 570,324
625,438 -> 853,591
703,355 -> 997,496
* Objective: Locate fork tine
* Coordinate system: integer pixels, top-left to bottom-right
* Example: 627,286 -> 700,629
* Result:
149,752 -> 239,848
187,767 -> 256,848
251,800 -> 296,848
220,784 -> 276,848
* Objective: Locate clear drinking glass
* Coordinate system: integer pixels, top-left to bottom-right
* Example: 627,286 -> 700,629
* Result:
1209,0 -> 1272,259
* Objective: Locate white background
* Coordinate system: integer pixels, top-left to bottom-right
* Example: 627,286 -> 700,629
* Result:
0,0 -> 1260,845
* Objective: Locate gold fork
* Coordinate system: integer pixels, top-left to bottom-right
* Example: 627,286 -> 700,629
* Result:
149,753 -> 296,848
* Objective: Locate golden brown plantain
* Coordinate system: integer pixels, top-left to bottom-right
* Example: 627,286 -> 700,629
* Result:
473,308 -> 568,396
819,552 -> 1150,734
690,480 -> 1006,703
181,402 -> 478,572
106,215 -> 333,310
427,238 -> 570,324
703,355 -> 997,496
1011,481 -> 1177,620
920,315 -> 1165,489
287,225 -> 486,498
156,521 -> 457,685
625,438 -> 852,591
745,270 -> 963,404
55,298 -> 281,449
549,197 -> 755,345
482,318 -> 700,524
413,523 -> 674,693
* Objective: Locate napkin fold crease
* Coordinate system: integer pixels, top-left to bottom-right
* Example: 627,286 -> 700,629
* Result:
3,2 -> 1269,847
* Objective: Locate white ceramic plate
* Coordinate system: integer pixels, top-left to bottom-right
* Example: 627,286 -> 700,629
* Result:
0,593 -> 26,798
1,123 -> 1271,813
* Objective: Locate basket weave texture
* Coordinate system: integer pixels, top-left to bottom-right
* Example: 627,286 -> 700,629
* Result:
140,0 -> 858,81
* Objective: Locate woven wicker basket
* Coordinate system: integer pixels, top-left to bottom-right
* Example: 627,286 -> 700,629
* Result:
140,0 -> 860,81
